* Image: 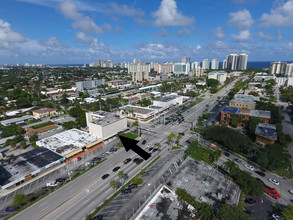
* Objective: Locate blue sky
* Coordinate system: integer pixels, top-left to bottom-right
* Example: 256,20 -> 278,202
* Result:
1,0 -> 293,64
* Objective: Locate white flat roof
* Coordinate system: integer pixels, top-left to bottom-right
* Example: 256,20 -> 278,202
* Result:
36,129 -> 100,156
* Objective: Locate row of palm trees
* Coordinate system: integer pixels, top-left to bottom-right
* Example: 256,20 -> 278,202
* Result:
167,132 -> 183,147
109,171 -> 126,191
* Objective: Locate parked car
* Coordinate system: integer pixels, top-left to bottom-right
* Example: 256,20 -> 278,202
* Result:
272,214 -> 281,220
152,148 -> 158,152
289,190 -> 293,195
56,178 -> 66,183
133,158 -> 139,163
101,174 -> 109,180
128,184 -> 138,189
46,181 -> 58,187
112,166 -> 120,172
5,207 -> 19,212
244,164 -> 254,171
121,189 -> 132,194
255,178 -> 264,185
142,140 -> 146,145
92,157 -> 101,162
148,148 -> 153,151
136,158 -> 144,165
77,157 -> 82,161
269,178 -> 279,186
255,171 -> 265,177
224,152 -> 230,157
91,215 -> 103,220
234,158 -> 241,163
123,158 -> 132,164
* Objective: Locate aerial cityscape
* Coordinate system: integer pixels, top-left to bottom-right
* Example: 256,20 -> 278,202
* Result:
0,0 -> 293,220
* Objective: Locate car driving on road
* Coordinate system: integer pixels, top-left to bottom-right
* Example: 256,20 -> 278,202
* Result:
269,178 -> 279,186
123,158 -> 132,164
244,164 -> 254,171
112,166 -> 120,172
101,174 -> 109,179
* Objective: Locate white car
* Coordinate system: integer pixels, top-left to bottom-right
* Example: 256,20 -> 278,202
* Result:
269,178 -> 279,186
272,214 -> 281,220
289,190 -> 293,195
46,181 -> 58,187
244,164 -> 254,171
147,143 -> 152,147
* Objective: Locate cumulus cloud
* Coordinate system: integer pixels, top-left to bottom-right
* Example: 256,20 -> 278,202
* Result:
211,27 -> 225,40
231,30 -> 251,41
38,37 -> 64,48
257,30 -> 283,41
152,0 -> 195,27
111,3 -> 144,17
228,9 -> 254,29
75,32 -> 95,44
58,0 -> 103,34
0,19 -> 25,43
260,0 -> 293,27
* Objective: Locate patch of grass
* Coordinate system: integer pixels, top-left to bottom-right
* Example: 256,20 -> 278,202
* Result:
117,143 -> 124,148
275,165 -> 293,179
32,121 -> 54,129
120,131 -> 138,140
171,147 -> 181,150
132,177 -> 143,185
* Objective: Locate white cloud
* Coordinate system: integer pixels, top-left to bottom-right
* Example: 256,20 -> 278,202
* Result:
58,0 -> 103,34
75,32 -> 95,44
196,44 -> 201,50
211,27 -> 225,40
228,9 -> 254,29
231,30 -> 251,41
257,30 -> 283,41
38,37 -> 64,48
260,0 -> 293,27
152,0 -> 195,27
111,3 -> 144,17
0,19 -> 25,43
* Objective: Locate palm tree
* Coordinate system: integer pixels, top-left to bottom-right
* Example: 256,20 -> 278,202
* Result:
167,132 -> 176,146
175,134 -> 182,146
118,171 -> 125,185
109,180 -> 118,192
223,160 -> 237,173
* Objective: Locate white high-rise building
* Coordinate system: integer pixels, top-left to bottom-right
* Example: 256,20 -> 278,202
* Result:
222,59 -> 227,69
174,63 -> 190,75
154,63 -> 174,74
128,64 -> 151,74
191,62 -> 200,70
227,54 -> 238,70
285,63 -> 293,76
202,59 -> 210,70
270,61 -> 287,75
211,59 -> 219,70
237,54 -> 248,70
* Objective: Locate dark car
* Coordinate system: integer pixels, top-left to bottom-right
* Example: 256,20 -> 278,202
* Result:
255,178 -> 264,185
56,178 -> 66,183
122,189 -> 132,194
133,158 -> 139,163
110,148 -> 117,152
123,158 -> 132,164
136,159 -> 144,165
224,152 -> 230,157
91,215 -> 103,220
179,132 -> 185,136
6,207 -> 19,212
112,166 -> 120,172
245,197 -> 256,205
142,140 -> 146,145
152,148 -> 158,152
255,171 -> 265,177
128,184 -> 138,189
148,147 -> 153,151
101,174 -> 110,179
186,140 -> 191,144
234,158 -> 241,163
93,157 -> 101,162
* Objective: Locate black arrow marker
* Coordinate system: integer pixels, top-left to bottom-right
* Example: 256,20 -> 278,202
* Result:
118,135 -> 151,160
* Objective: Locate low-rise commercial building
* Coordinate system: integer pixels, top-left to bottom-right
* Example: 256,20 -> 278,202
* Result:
208,71 -> 227,84
86,111 -> 127,140
221,106 -> 271,127
255,123 -> 277,146
118,105 -> 157,120
229,99 -> 256,110
32,108 -> 57,119
36,129 -> 103,160
153,95 -> 184,108
0,115 -> 34,126
76,79 -> 105,91
235,94 -> 260,102
253,73 -> 275,82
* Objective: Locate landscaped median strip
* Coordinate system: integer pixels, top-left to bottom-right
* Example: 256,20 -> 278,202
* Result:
86,156 -> 160,220
4,158 -> 107,220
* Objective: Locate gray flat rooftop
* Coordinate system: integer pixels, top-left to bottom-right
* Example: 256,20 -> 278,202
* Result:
120,105 -> 155,114
0,115 -> 33,126
92,111 -> 124,126
0,147 -> 63,188
255,123 -> 277,141
235,94 -> 260,102
168,158 -> 241,205
156,95 -> 179,102
230,99 -> 256,105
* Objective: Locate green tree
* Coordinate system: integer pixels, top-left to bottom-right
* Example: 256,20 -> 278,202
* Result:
62,121 -> 77,130
131,121 -> 139,127
109,180 -> 118,191
29,134 -> 38,142
207,79 -> 219,88
118,171 -> 126,184
167,132 -> 176,146
175,134 -> 182,146
13,193 -> 26,207
217,204 -> 251,220
224,160 -> 237,173
60,93 -> 69,105
20,140 -> 26,149
282,204 -> 293,220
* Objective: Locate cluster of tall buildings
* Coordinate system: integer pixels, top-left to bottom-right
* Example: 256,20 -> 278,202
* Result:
222,54 -> 248,71
270,61 -> 293,76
